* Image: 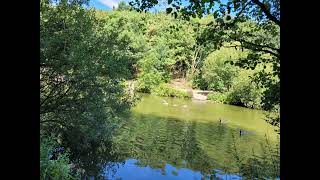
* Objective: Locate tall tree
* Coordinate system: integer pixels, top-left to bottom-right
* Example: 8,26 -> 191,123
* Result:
40,0 -> 135,175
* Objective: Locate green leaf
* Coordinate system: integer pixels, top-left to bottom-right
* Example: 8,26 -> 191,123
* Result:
166,7 -> 173,14
173,12 -> 178,19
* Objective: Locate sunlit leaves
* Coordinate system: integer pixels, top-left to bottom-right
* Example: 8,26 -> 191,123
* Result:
40,1 -> 134,172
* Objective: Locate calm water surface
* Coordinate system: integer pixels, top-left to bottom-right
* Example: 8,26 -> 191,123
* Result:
101,94 -> 279,180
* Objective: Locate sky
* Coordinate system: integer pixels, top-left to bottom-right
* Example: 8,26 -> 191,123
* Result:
89,0 -> 118,10
89,0 -> 182,11
88,0 -> 230,14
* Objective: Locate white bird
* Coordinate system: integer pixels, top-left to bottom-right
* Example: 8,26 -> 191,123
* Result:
162,100 -> 169,105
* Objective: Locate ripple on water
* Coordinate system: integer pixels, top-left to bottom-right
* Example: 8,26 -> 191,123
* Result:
108,94 -> 279,179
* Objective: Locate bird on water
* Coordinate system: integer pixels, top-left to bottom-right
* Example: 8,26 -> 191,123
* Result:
219,118 -> 228,124
162,100 -> 168,105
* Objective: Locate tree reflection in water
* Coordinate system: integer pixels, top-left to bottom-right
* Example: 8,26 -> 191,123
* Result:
71,112 -> 279,179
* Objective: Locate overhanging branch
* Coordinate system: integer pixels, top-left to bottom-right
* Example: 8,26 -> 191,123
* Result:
251,0 -> 280,26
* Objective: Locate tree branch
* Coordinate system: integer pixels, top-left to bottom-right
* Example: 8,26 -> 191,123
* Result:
249,46 -> 280,58
251,0 -> 280,26
225,32 -> 280,58
224,43 -> 279,58
234,1 -> 252,21
239,39 -> 279,52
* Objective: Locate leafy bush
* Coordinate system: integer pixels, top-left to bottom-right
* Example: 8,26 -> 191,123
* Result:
202,47 -> 244,92
40,137 -> 74,180
191,71 -> 208,90
151,83 -> 192,98
207,92 -> 228,103
136,71 -> 165,93
225,71 -> 263,109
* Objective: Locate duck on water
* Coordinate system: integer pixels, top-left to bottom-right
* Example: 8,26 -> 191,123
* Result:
218,118 -> 252,137
219,118 -> 229,124
161,100 -> 168,105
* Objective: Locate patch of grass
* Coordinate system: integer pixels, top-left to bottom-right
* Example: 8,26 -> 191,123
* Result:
207,92 -> 227,103
151,83 -> 192,98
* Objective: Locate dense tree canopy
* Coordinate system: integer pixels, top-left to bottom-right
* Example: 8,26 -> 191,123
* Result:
40,0 -> 136,177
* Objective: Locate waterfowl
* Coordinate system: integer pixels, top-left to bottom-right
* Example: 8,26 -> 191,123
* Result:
162,100 -> 168,105
219,118 -> 228,124
240,129 -> 248,136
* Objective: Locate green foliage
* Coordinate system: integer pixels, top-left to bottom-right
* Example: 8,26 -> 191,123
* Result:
253,68 -> 280,111
191,71 -> 208,90
40,2 -> 280,177
141,13 -> 195,79
129,0 -> 280,128
116,1 -> 133,11
187,15 -> 217,82
264,106 -> 280,134
225,71 -> 263,109
95,11 -> 198,93
151,83 -> 192,98
195,46 -> 265,109
129,0 -> 280,113
40,0 -> 133,118
202,47 -> 243,92
40,136 -> 74,180
136,71 -> 165,93
207,92 -> 227,103
129,0 -> 280,26
40,0 -> 134,176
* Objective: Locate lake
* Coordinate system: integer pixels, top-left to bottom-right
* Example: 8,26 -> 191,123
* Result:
98,94 -> 280,180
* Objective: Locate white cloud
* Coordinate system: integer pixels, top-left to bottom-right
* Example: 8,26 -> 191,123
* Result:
98,0 -> 120,8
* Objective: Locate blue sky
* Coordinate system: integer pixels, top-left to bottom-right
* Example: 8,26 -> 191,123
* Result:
89,0 -> 116,10
89,0 -> 229,13
88,0 -> 171,11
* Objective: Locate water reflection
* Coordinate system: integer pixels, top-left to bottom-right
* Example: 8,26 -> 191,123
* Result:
105,112 -> 279,179
74,95 -> 279,179
105,159 -> 242,180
